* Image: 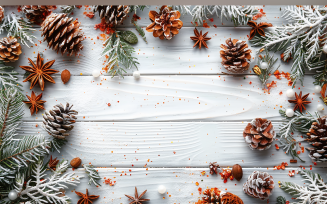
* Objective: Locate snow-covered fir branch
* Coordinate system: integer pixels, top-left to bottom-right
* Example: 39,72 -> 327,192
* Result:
100,31 -> 139,78
170,5 -> 191,15
280,169 -> 327,203
84,164 -> 101,186
130,5 -> 147,14
60,5 -> 75,14
0,13 -> 36,47
0,62 -> 22,91
190,5 -> 257,26
250,5 -> 327,87
16,160 -> 81,204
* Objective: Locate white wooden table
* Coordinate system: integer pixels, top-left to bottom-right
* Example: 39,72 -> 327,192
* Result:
5,5 -> 327,203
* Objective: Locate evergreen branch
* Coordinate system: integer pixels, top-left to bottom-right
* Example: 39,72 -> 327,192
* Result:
276,196 -> 287,204
129,5 -> 147,14
170,5 -> 192,15
100,31 -> 139,78
16,160 -> 81,204
61,5 -> 75,14
0,62 -> 22,91
254,50 -> 280,88
280,169 -> 327,203
84,164 -> 101,187
131,19 -> 147,44
0,13 -> 36,47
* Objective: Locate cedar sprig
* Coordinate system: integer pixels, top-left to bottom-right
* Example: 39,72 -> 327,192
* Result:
254,49 -> 280,88
278,109 -> 318,162
101,31 -> 139,78
0,13 -> 36,47
84,164 -> 101,187
280,169 -> 327,203
250,6 -> 327,87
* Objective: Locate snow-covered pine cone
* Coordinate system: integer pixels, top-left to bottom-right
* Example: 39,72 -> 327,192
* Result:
93,5 -> 130,25
243,171 -> 274,200
306,116 -> 327,162
243,118 -> 276,150
0,36 -> 22,63
21,5 -> 56,22
41,13 -> 84,56
146,5 -> 183,40
220,38 -> 252,73
43,103 -> 78,139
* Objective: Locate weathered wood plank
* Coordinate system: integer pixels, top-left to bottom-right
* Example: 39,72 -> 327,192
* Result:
17,121 -> 321,168
64,167 -> 324,204
19,75 -> 323,122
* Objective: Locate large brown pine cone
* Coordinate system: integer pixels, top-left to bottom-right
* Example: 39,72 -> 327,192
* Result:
0,37 -> 22,63
243,118 -> 275,150
195,188 -> 243,204
220,38 -> 252,73
0,6 -> 4,23
146,5 -> 183,40
21,5 -> 56,22
41,13 -> 84,56
42,103 -> 78,139
306,116 -> 327,162
93,5 -> 130,25
243,171 -> 274,200
201,188 -> 221,203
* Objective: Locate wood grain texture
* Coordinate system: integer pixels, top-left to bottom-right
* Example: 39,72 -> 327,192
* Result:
18,121 -> 321,168
64,167 -> 323,203
19,75 -> 324,122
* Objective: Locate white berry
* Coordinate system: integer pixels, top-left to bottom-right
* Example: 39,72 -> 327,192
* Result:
8,190 -> 18,200
158,185 -> 166,194
314,85 -> 322,93
323,44 -> 327,54
133,71 -> 140,79
260,62 -> 269,70
92,70 -> 100,78
286,109 -> 295,117
286,89 -> 295,98
317,104 -> 324,111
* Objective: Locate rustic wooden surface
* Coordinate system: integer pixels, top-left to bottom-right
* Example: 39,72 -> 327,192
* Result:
3,5 -> 326,204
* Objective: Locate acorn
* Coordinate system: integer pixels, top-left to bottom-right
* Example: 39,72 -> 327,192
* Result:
61,69 -> 71,84
70,157 -> 82,168
231,164 -> 243,181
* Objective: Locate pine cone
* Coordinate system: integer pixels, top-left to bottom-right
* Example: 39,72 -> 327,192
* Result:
146,5 -> 183,40
221,192 -> 244,204
243,171 -> 274,200
93,5 -> 130,25
202,188 -> 221,203
0,37 -> 22,63
209,162 -> 220,175
0,6 -> 4,23
21,5 -> 56,23
220,38 -> 252,73
43,103 -> 78,139
243,118 -> 275,150
306,116 -> 327,162
41,13 -> 84,56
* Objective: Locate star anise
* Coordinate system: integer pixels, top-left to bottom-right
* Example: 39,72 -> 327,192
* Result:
125,187 -> 150,204
288,91 -> 311,113
48,155 -> 59,171
247,21 -> 273,40
190,28 -> 211,49
19,52 -> 58,91
209,162 -> 220,175
23,91 -> 46,115
75,189 -> 99,204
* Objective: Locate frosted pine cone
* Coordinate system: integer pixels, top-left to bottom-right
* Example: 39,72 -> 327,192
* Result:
243,171 -> 274,200
306,116 -> 327,162
220,38 -> 252,73
43,103 -> 78,139
0,6 -> 4,23
41,13 -> 84,56
146,5 -> 183,40
243,118 -> 276,150
0,36 -> 22,62
21,5 -> 56,22
93,5 -> 130,25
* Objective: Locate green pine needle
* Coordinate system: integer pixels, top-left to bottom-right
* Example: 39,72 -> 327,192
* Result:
131,19 -> 148,44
